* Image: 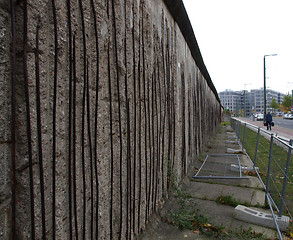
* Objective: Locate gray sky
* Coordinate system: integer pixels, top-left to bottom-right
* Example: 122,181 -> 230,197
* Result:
182,0 -> 293,95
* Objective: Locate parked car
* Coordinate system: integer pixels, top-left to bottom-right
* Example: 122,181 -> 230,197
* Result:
256,113 -> 264,121
277,112 -> 283,117
284,113 -> 293,120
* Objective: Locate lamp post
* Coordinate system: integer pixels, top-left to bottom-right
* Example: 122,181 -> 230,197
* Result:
264,54 -> 277,122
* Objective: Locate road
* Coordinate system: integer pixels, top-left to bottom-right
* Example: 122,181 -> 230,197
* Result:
273,117 -> 293,130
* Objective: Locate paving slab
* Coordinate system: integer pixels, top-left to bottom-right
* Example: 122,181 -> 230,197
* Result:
137,213 -> 212,240
190,176 -> 263,189
185,181 -> 265,206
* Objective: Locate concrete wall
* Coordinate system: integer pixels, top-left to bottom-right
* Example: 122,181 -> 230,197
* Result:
0,0 -> 12,239
1,0 -> 221,239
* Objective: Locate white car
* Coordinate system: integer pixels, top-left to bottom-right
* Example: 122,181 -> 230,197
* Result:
256,113 -> 264,121
284,114 -> 293,120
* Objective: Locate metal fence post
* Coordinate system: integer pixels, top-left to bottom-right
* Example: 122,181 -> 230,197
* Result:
278,139 -> 293,217
242,123 -> 246,151
236,121 -> 240,140
254,128 -> 260,168
265,134 -> 274,198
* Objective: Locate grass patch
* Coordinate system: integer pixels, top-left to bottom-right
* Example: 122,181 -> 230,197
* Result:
221,121 -> 230,126
216,195 -> 240,207
239,126 -> 293,213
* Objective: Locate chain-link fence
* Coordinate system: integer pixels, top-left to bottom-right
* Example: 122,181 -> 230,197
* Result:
231,118 -> 293,238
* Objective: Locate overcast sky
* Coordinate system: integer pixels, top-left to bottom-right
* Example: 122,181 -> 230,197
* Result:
182,0 -> 293,95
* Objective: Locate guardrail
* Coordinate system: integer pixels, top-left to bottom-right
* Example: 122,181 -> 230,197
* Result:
231,118 -> 293,239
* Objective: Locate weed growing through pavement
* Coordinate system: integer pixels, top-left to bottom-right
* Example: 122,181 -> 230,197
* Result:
216,195 -> 250,208
167,197 -> 226,238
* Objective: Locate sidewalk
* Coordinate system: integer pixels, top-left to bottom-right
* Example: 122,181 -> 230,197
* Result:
138,124 -> 282,240
237,117 -> 293,141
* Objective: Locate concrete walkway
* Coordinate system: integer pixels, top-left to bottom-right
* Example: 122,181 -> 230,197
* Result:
137,124 -> 282,240
237,117 -> 293,141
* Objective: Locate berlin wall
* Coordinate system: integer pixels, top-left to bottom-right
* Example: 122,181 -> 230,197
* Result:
1,0 -> 221,239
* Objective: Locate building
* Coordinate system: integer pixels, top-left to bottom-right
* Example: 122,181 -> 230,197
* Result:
219,90 -> 243,116
219,88 -> 285,116
249,89 -> 285,115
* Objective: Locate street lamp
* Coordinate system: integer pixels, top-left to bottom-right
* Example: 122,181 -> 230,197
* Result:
264,54 -> 277,122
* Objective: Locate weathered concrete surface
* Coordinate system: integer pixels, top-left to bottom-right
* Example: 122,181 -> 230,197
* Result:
1,0 -> 221,239
0,3 -> 11,239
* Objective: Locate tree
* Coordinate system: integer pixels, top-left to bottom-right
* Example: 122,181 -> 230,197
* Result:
270,98 -> 279,114
281,93 -> 292,112
224,108 -> 231,115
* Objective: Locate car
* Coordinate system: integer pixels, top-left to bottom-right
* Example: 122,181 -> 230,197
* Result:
256,113 -> 264,121
277,112 -> 283,117
284,113 -> 293,120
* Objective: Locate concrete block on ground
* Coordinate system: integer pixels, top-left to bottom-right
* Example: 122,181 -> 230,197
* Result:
226,126 -> 233,132
227,132 -> 236,136
230,164 -> 259,173
226,148 -> 243,154
227,135 -> 238,139
234,205 -> 290,231
225,140 -> 238,144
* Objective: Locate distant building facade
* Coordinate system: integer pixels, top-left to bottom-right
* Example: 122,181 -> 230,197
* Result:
219,88 -> 285,116
219,90 -> 243,115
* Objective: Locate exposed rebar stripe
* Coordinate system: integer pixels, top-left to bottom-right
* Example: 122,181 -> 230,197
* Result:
151,70 -> 155,212
169,38 -> 176,176
107,44 -> 114,240
35,25 -> 46,239
166,42 -> 172,190
154,58 -> 160,211
51,0 -> 58,237
89,0 -> 100,237
131,4 -> 137,237
10,0 -> 16,238
77,0 -> 88,237
86,58 -> 94,240
111,0 -> 124,238
160,41 -> 166,197
81,62 -> 86,240
141,5 -> 149,225
147,67 -> 152,219
124,3 -> 131,236
72,35 -> 79,239
137,14 -> 142,232
66,0 -> 73,237
23,0 -> 36,238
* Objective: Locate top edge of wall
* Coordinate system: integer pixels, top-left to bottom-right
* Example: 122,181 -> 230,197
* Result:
163,0 -> 220,103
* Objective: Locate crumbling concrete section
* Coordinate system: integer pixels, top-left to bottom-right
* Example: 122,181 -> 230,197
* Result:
1,0 -> 221,238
